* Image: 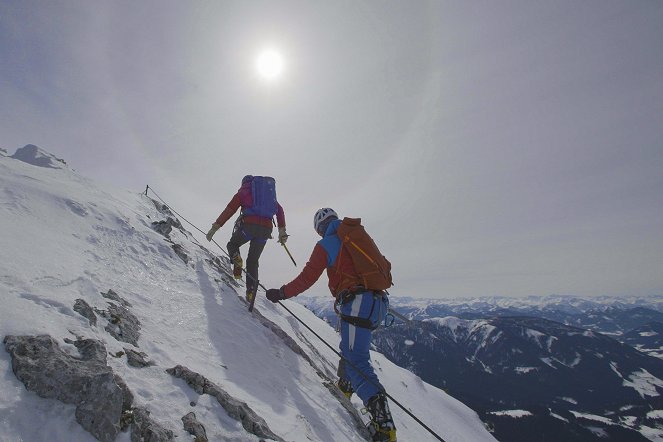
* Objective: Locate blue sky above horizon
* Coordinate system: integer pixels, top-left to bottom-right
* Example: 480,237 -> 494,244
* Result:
2,0 -> 662,299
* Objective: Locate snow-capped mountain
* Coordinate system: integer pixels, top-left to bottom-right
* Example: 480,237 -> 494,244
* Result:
302,294 -> 663,324
372,316 -> 663,442
0,145 -> 495,442
303,295 -> 663,357
623,323 -> 663,360
299,293 -> 663,441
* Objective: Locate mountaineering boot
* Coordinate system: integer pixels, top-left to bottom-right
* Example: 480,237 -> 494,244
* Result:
245,291 -> 255,304
232,254 -> 243,279
336,378 -> 354,399
366,393 -> 397,442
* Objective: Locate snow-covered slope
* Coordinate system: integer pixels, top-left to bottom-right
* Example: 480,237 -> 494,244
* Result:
0,146 -> 495,442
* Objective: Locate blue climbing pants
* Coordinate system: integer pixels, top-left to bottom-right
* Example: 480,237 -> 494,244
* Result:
338,291 -> 389,404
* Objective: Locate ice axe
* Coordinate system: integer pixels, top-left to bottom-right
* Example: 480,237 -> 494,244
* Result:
280,240 -> 297,266
273,219 -> 297,266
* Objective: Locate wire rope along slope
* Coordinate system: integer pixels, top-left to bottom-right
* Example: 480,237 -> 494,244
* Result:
143,185 -> 446,442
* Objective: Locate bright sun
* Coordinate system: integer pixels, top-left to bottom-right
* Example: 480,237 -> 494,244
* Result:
256,50 -> 284,80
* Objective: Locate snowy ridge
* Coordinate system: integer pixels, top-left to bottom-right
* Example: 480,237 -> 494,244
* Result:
393,295 -> 663,312
0,147 -> 495,442
300,293 -> 663,326
10,144 -> 68,169
424,317 -> 498,353
369,312 -> 663,441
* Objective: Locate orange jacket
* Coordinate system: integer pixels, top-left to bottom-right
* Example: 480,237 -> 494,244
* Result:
282,219 -> 358,298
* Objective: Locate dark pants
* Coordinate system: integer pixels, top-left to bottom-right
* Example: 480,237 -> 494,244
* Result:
227,222 -> 272,294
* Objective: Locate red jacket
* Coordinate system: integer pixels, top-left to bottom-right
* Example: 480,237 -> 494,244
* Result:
282,222 -> 359,299
214,182 -> 285,228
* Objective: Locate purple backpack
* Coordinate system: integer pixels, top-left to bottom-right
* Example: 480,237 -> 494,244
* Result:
243,176 -> 278,218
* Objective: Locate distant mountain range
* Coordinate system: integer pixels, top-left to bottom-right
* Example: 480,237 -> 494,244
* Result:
299,294 -> 663,441
301,295 -> 663,358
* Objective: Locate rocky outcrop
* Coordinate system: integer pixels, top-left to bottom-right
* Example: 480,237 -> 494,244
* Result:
182,412 -> 208,442
101,289 -> 132,307
171,243 -> 189,264
167,365 -> 284,441
147,199 -> 190,264
130,407 -> 175,442
151,219 -> 175,237
149,198 -> 184,240
149,218 -> 189,264
124,348 -> 154,368
104,302 -> 141,346
74,298 -> 97,326
3,335 -> 133,442
149,200 -> 180,223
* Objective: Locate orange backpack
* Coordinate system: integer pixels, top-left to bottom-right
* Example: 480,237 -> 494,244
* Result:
336,218 -> 393,291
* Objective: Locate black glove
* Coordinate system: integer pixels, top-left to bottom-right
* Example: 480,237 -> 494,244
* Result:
266,287 -> 286,303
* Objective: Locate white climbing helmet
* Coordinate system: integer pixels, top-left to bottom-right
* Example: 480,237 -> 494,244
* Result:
313,208 -> 338,236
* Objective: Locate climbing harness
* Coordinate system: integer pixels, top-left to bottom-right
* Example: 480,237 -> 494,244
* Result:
334,288 -> 388,330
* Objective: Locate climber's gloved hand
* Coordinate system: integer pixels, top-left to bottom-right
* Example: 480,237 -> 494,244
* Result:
206,223 -> 220,241
278,227 -> 289,244
266,287 -> 286,303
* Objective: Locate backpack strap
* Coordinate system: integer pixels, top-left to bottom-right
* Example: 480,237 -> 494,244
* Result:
332,243 -> 360,293
336,227 -> 389,290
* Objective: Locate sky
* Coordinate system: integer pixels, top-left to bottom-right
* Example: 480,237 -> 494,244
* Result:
1,0 -> 662,299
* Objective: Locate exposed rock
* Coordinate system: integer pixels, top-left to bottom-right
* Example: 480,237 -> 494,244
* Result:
148,198 -> 188,242
120,409 -> 134,431
124,348 -> 154,368
151,220 -> 173,237
74,298 -> 97,326
65,336 -> 108,362
3,335 -> 133,442
167,365 -> 284,441
104,303 -> 141,346
171,243 -> 189,264
151,217 -> 183,238
150,199 -> 177,220
0,147 -> 7,156
101,288 -> 132,307
131,407 -> 175,442
182,412 -> 208,442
